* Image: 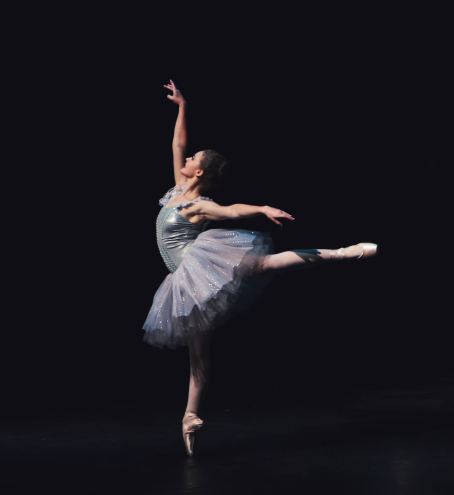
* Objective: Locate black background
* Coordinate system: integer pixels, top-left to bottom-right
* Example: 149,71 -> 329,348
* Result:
6,7 -> 439,420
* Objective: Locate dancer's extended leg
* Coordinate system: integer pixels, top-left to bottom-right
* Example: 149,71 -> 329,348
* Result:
262,243 -> 377,275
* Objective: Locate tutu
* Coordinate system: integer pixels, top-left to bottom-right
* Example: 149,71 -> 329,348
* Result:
143,228 -> 275,349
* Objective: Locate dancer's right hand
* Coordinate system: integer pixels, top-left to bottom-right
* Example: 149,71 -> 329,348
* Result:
164,79 -> 186,105
262,206 -> 295,227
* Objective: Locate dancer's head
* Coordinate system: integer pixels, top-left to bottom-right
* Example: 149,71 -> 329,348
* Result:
182,150 -> 229,195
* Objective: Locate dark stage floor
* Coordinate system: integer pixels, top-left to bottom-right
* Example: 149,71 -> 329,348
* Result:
2,378 -> 454,494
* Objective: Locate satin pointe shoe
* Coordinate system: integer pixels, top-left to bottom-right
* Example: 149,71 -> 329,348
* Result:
330,242 -> 378,260
182,411 -> 204,456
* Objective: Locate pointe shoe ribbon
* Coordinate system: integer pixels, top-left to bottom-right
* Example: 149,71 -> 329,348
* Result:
182,412 -> 204,456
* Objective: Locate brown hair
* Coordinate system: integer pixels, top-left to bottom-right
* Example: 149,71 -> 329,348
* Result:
198,150 -> 229,195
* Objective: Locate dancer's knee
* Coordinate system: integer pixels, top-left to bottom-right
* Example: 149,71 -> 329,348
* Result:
262,251 -> 327,274
261,254 -> 279,273
262,253 -> 294,274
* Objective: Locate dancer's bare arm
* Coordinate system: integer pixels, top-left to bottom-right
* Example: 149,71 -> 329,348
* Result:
190,201 -> 295,227
164,79 -> 187,186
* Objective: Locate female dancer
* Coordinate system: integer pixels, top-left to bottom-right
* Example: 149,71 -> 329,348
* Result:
143,80 -> 377,456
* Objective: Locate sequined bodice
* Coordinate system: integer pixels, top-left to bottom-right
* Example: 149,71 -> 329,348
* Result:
156,184 -> 213,273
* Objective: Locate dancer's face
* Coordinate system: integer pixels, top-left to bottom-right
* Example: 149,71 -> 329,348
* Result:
181,151 -> 204,179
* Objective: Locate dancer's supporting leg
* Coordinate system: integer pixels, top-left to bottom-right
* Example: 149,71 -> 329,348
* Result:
262,243 -> 376,275
186,328 -> 214,415
183,329 -> 214,455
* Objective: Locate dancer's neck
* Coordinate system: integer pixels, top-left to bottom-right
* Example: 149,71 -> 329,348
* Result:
181,176 -> 202,199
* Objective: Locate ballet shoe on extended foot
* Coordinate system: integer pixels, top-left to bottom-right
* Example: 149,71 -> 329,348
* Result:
182,411 -> 204,456
330,243 -> 378,260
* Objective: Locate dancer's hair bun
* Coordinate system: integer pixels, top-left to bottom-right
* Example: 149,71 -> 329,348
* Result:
198,150 -> 229,194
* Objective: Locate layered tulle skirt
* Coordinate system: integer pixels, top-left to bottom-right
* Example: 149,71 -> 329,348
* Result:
143,228 -> 275,349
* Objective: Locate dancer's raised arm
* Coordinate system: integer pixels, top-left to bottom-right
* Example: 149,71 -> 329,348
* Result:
190,201 -> 295,227
164,79 -> 187,186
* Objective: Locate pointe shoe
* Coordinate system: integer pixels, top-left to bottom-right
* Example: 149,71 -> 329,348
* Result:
330,243 -> 378,260
182,411 -> 204,456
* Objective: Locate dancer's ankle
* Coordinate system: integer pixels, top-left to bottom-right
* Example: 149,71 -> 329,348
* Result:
329,245 -> 363,260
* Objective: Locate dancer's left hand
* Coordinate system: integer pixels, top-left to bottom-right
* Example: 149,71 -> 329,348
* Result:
262,206 -> 295,227
164,79 -> 186,105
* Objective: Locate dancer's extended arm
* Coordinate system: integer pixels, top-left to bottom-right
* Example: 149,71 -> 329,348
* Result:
164,79 -> 187,186
191,201 -> 295,227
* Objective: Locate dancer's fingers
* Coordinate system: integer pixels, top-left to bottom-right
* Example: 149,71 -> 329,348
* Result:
277,211 -> 293,219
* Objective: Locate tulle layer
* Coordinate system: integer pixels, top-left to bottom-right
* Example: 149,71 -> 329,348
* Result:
143,228 -> 275,349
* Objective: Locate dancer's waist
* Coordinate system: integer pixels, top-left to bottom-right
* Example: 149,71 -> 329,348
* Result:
158,239 -> 195,273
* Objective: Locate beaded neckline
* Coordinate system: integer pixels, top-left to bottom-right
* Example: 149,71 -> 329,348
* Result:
159,182 -> 213,208
164,196 -> 213,209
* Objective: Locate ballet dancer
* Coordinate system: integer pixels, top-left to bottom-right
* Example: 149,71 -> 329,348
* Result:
142,79 -> 378,456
